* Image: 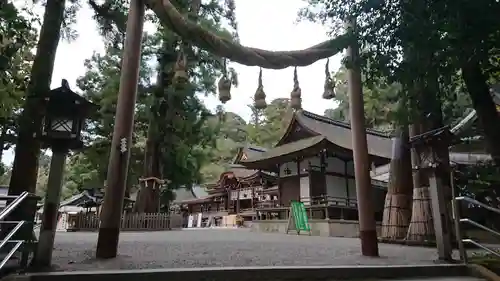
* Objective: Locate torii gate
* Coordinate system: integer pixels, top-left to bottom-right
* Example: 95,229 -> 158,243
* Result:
95,0 -> 377,259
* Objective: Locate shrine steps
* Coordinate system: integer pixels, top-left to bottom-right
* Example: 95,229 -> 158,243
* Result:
2,264 -> 497,281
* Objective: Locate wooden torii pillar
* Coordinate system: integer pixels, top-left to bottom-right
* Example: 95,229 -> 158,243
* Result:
96,0 -> 145,259
345,19 -> 379,257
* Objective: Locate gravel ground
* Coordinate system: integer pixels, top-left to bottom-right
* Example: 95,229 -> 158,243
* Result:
49,228 -> 460,271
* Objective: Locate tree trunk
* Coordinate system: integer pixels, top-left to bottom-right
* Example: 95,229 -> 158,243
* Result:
0,124 -> 7,165
6,0 -> 66,221
406,122 -> 435,241
133,44 -> 174,213
133,119 -> 162,213
406,72 -> 436,241
461,60 -> 500,166
381,126 -> 413,240
406,66 -> 452,242
133,0 -> 202,214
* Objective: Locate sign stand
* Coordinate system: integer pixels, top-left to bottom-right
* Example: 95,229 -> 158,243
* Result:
285,201 -> 312,236
286,211 -> 296,234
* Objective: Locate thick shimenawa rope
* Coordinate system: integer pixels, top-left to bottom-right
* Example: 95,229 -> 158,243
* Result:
146,0 -> 352,69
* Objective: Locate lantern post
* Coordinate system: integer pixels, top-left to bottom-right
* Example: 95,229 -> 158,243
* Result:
34,79 -> 97,268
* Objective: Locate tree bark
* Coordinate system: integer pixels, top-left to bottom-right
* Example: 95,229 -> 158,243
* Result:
133,119 -> 162,213
381,126 -> 413,240
0,124 -> 7,165
7,0 -> 66,221
461,60 -> 500,166
406,75 -> 436,241
406,121 -> 435,241
133,44 -> 175,213
134,0 -> 202,213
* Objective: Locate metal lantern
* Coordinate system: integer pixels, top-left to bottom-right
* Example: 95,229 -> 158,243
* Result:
218,75 -> 232,103
41,79 -> 97,150
322,58 -> 336,99
290,67 -> 302,110
254,68 -> 267,110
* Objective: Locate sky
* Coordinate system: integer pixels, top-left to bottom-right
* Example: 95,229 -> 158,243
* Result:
3,0 -> 342,166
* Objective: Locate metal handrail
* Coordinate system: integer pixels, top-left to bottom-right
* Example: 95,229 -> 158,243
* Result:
0,221 -> 25,250
462,239 -> 500,259
0,241 -> 23,269
460,218 -> 500,238
455,196 -> 500,215
0,191 -> 33,270
454,195 -> 500,263
0,191 -> 29,221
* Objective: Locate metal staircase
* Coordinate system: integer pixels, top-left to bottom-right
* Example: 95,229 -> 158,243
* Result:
0,191 -> 38,273
454,195 -> 500,263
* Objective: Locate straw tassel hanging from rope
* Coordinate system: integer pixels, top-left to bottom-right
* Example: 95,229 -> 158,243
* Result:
218,58 -> 232,103
322,58 -> 336,99
254,68 -> 267,109
173,50 -> 188,84
290,67 -> 302,110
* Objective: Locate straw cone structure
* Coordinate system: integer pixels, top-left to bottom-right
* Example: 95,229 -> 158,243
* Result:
381,130 -> 413,240
405,124 -> 435,242
406,185 -> 435,241
381,193 -> 412,239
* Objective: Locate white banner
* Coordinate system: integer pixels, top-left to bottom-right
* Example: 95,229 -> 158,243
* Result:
391,137 -> 402,160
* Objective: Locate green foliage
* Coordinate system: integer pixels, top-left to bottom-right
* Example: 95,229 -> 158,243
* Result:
324,66 -> 401,131
246,99 -> 293,147
0,164 -> 9,185
259,98 -> 294,146
156,80 -> 215,188
454,161 -> 500,231
74,36 -> 155,195
323,64 -> 473,131
455,162 -> 500,202
66,0 -> 241,207
299,0 -> 496,127
0,2 -> 38,159
200,98 -> 295,183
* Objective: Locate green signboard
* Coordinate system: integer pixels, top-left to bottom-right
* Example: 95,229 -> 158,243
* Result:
286,201 -> 311,235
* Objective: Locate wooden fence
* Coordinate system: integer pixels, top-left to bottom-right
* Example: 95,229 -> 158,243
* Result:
70,212 -> 181,231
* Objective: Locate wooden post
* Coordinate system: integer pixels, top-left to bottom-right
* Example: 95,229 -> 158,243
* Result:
344,160 -> 350,206
34,149 -> 67,267
450,169 -> 467,263
277,164 -> 282,206
428,150 -> 452,261
345,18 -> 379,257
236,183 -> 240,214
96,0 -> 145,259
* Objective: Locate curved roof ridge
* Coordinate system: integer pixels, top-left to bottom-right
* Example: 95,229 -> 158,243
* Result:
245,143 -> 267,152
299,110 -> 392,138
450,109 -> 477,134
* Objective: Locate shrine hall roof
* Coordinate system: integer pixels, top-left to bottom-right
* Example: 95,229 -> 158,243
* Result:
227,165 -> 261,179
240,110 -> 392,168
293,110 -> 392,158
232,144 -> 267,164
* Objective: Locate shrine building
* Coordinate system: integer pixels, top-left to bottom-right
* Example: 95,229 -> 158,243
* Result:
239,110 -> 392,236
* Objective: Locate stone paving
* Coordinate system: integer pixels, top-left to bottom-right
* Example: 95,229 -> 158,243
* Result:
50,228 -> 461,271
